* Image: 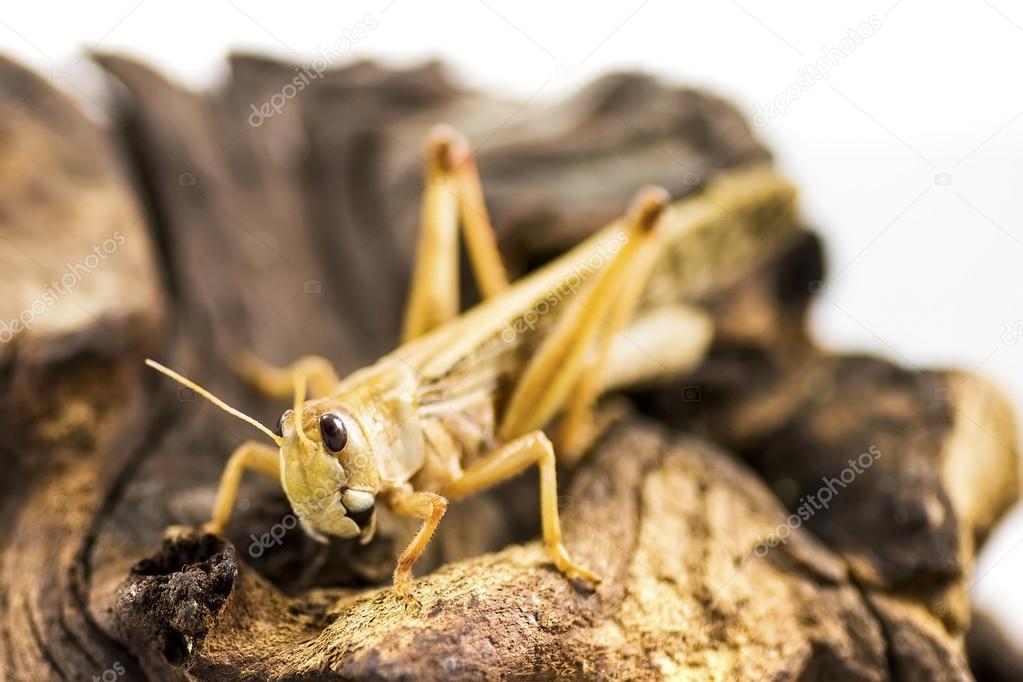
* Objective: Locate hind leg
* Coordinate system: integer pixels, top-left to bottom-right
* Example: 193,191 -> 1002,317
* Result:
402,129 -> 462,341
498,187 -> 669,443
558,305 -> 714,463
402,127 -> 510,342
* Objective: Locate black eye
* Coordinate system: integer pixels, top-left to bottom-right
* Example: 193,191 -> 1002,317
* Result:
319,412 -> 348,452
274,409 -> 291,437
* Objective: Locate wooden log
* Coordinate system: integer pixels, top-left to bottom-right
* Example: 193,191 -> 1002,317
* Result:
0,54 -> 163,681
638,248 -> 1020,679
114,424 -> 890,680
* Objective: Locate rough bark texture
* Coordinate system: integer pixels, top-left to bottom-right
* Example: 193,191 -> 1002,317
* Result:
0,53 -> 1018,681
639,249 -> 1020,680
117,425 -> 890,681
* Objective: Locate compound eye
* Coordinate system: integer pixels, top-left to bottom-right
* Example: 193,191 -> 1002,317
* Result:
318,412 -> 349,452
274,409 -> 292,437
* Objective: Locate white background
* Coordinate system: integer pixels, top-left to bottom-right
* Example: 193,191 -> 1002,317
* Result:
3,0 -> 1021,648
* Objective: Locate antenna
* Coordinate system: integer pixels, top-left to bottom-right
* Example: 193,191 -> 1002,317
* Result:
145,359 -> 284,446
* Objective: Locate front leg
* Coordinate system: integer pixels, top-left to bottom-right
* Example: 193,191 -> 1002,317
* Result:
445,431 -> 599,585
233,351 -> 340,399
385,486 -> 449,606
203,440 -> 281,535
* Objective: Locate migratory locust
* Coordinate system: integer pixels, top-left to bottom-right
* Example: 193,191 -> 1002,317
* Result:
148,126 -> 798,604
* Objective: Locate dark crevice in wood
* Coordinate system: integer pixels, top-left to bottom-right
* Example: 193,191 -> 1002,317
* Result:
852,575 -> 899,682
101,78 -> 182,304
23,598 -> 65,681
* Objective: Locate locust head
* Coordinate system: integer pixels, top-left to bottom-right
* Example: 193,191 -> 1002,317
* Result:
274,376 -> 381,544
144,360 -> 383,545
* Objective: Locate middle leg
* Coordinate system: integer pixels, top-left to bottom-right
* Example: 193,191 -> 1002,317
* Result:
445,430 -> 598,584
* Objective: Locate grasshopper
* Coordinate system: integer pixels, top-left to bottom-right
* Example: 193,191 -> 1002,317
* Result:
147,126 -> 797,603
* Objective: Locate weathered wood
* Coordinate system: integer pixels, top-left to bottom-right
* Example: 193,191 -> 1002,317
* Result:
115,423 -> 889,680
638,251 -> 1020,678
0,54 -> 164,681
